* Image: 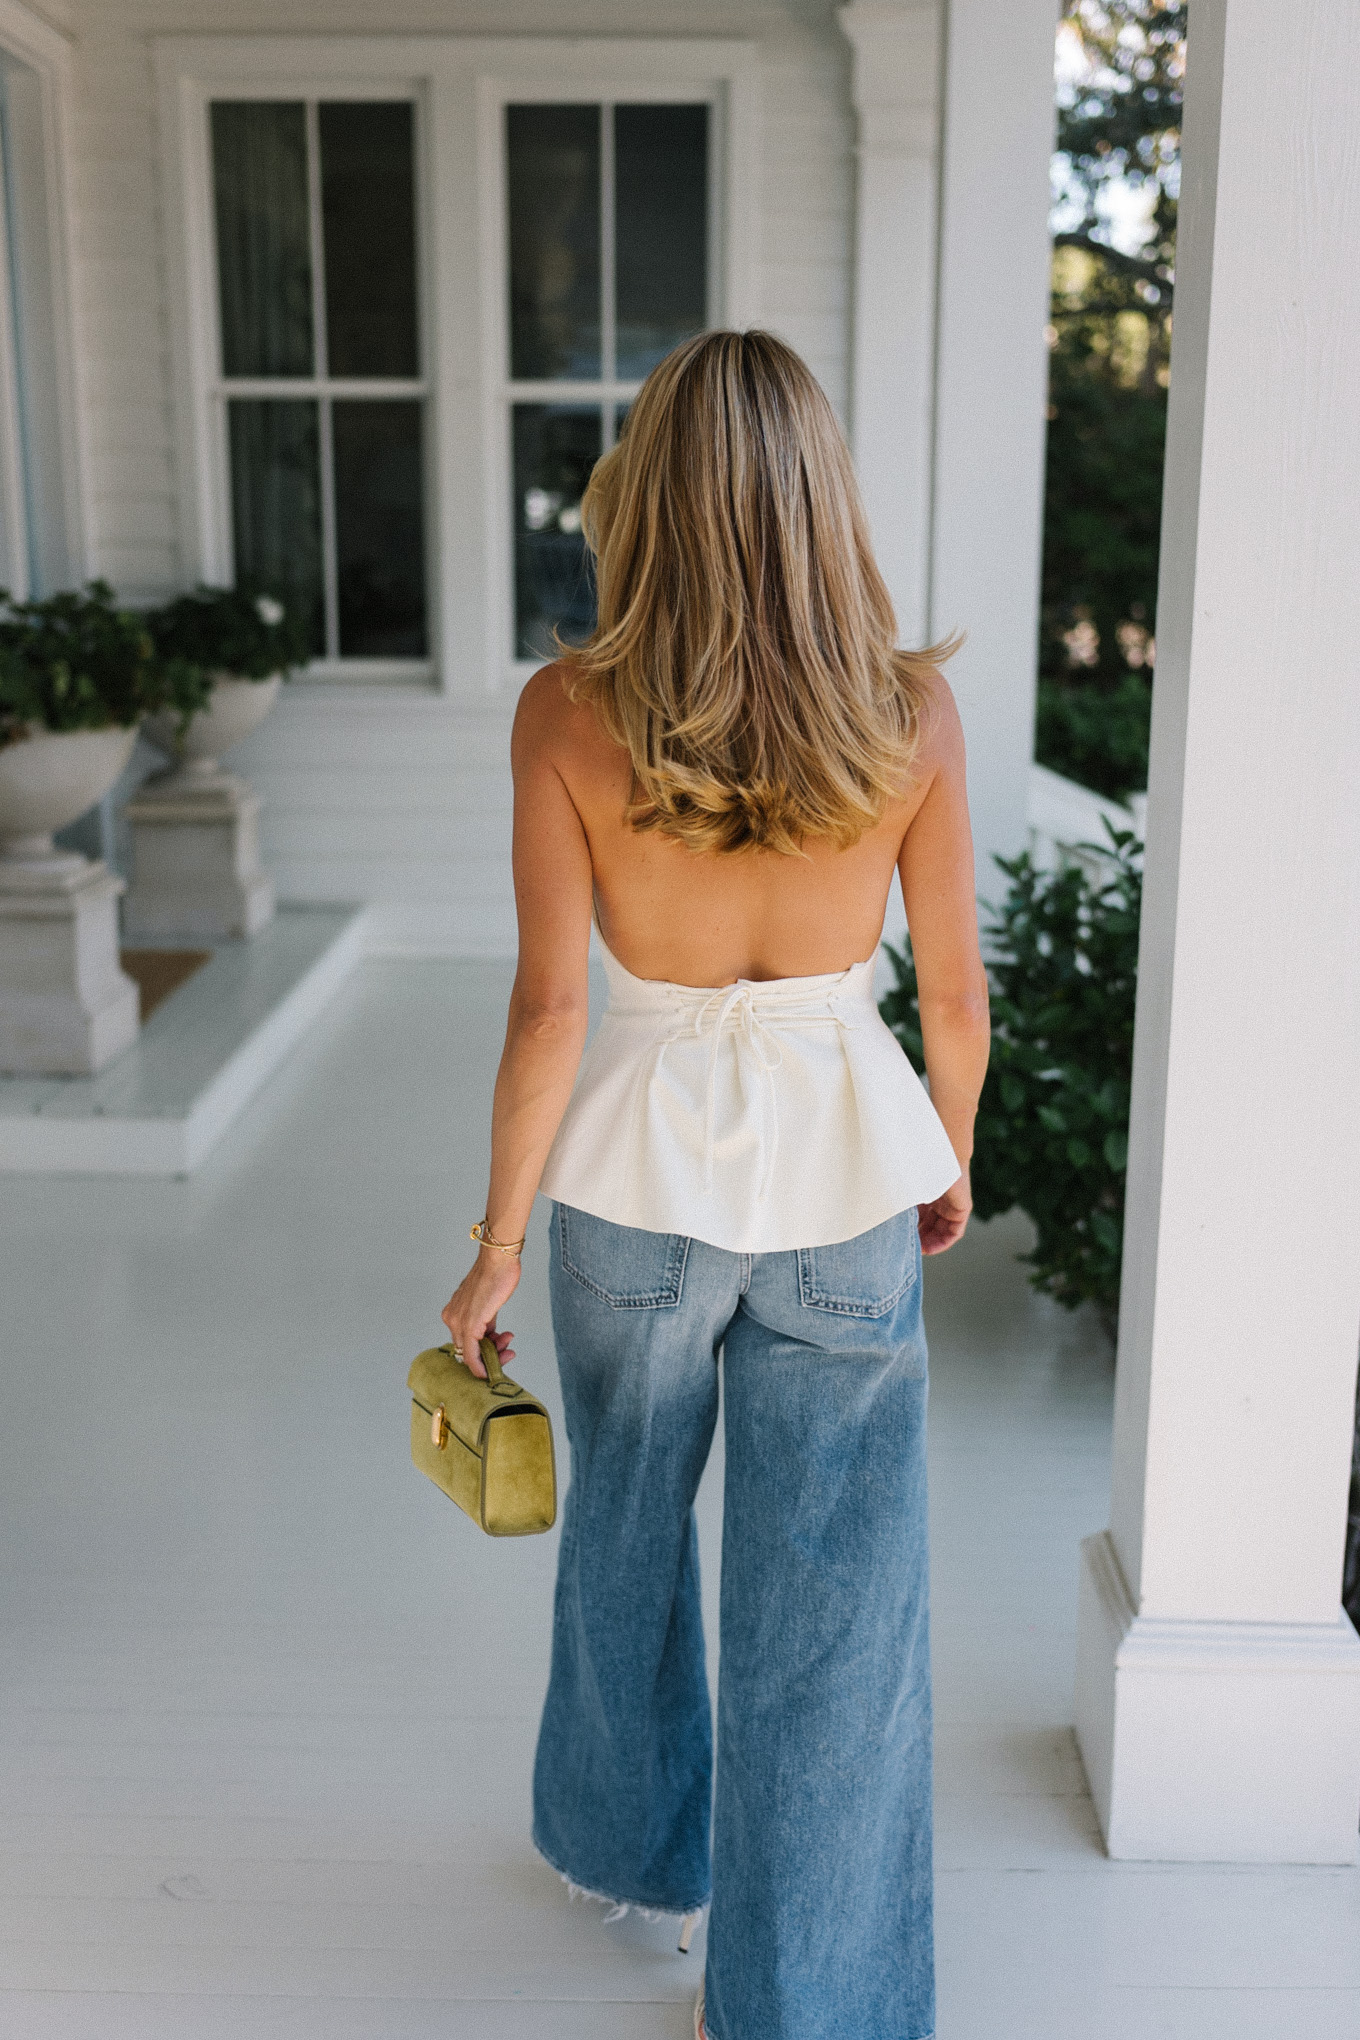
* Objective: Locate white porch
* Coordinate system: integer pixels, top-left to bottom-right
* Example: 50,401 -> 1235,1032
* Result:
0,0 -> 1356,2015
2,958 -> 1357,2037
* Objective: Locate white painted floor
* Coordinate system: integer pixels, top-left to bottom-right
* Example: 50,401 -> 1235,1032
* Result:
1,959 -> 1356,2039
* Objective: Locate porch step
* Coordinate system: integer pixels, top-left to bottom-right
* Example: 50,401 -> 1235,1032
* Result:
0,906 -> 369,1176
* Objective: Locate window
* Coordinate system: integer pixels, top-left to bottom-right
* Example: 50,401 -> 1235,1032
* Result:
162,40 -> 753,695
209,98 -> 428,664
503,101 -> 710,662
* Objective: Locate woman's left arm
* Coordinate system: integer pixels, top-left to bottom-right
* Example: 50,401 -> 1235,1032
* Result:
442,669 -> 594,1373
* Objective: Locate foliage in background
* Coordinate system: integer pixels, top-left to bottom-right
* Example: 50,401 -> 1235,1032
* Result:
0,583 -> 210,749
1035,665 -> 1152,801
147,585 -> 311,683
1038,2 -> 1185,800
882,829 -> 1142,1330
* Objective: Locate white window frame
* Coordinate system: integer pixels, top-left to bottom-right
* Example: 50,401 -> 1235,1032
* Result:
158,65 -> 435,685
214,97 -> 430,672
0,0 -> 86,598
156,37 -> 758,698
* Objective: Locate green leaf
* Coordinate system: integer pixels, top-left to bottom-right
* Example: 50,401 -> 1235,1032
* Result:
1090,1211 -> 1122,1254
1103,1128 -> 1129,1172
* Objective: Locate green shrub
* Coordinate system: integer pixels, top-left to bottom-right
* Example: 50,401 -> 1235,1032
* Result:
881,827 -> 1142,1330
0,581 -> 210,748
147,584 -> 311,682
1035,669 -> 1151,801
1035,1 -> 1182,804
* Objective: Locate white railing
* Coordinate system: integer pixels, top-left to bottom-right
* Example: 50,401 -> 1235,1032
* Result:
1027,761 -> 1145,880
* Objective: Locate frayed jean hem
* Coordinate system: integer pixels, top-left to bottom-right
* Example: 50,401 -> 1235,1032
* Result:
533,1831 -> 711,1922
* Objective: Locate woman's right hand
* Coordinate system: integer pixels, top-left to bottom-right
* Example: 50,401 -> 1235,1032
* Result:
441,1247 -> 522,1376
918,1172 -> 972,1256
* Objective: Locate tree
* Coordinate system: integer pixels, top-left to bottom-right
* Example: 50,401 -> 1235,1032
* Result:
1036,3 -> 1185,798
1052,0 -> 1183,370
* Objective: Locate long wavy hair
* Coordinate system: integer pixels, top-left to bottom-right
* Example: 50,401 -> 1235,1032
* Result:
560,328 -> 954,855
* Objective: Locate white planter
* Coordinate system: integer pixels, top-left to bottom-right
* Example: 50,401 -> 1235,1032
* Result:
0,723 -> 138,866
143,672 -> 282,777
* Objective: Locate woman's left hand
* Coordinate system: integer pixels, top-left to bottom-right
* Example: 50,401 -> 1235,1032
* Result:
442,1249 -> 521,1377
917,1170 -> 973,1256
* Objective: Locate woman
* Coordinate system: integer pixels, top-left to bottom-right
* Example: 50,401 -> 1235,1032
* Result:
443,330 -> 989,2040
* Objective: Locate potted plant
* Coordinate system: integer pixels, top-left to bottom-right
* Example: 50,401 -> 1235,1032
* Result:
143,585 -> 310,779
123,587 -> 308,942
0,581 -> 208,873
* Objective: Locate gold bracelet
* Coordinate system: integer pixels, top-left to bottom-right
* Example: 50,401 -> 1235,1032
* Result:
471,1219 -> 526,1257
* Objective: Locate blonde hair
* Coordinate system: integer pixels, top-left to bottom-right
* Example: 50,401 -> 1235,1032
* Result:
561,328 -> 954,855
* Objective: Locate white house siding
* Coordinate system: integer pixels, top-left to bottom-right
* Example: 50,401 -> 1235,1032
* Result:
66,12 -> 177,599
54,0 -> 853,952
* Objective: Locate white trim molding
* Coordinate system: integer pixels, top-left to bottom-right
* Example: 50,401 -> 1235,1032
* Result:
1026,760 -> 1146,878
0,0 -> 67,70
1077,1532 -> 1360,1863
154,35 -> 758,697
0,0 -> 88,591
838,0 -> 942,647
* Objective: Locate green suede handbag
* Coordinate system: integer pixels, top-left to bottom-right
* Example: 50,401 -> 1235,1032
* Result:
408,1338 -> 557,1537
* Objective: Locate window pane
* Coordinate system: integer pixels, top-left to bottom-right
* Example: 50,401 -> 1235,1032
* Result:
513,404 -> 601,660
212,102 -> 313,377
228,399 -> 323,653
614,104 -> 708,380
507,105 -> 601,381
332,400 -> 427,658
320,102 -> 419,378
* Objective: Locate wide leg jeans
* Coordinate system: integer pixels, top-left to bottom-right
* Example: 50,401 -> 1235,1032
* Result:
532,1202 -> 934,2040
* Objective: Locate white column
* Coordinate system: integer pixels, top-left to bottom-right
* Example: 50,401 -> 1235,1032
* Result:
839,0 -> 943,649
1074,0 -> 1360,1864
930,0 -> 1058,883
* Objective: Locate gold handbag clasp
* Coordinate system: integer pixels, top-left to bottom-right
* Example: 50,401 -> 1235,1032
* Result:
431,1404 -> 448,1449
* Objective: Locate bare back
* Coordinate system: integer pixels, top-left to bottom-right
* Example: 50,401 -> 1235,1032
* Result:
445,330 -> 992,1377
515,661 -> 976,991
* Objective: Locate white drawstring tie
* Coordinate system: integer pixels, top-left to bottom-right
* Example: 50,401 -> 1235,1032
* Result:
661,982 -> 857,1202
692,982 -> 787,1198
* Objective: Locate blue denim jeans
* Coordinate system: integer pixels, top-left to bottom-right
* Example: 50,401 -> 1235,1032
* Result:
533,1203 -> 933,2040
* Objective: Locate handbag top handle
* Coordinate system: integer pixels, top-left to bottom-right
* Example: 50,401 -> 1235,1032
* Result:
446,1337 -> 524,1400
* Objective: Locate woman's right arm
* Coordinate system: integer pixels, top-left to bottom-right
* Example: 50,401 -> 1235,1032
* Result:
897,680 -> 991,1254
441,667 -> 595,1370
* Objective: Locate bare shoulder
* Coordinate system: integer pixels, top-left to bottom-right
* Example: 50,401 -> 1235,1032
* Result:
884,665 -> 965,824
515,657 -> 632,807
913,664 -> 966,769
513,660 -> 574,747
511,660 -> 600,768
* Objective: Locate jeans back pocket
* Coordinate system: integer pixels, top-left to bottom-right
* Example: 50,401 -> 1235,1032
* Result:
796,1208 -> 920,1319
556,1204 -> 690,1309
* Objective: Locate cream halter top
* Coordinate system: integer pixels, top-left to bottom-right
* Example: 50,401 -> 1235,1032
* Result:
537,932 -> 962,1254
